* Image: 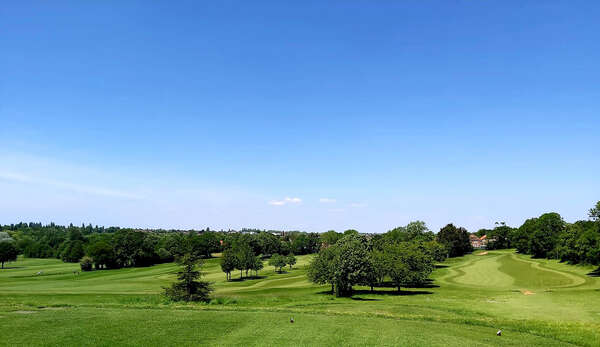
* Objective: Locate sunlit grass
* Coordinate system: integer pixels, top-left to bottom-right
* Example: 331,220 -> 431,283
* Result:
1,250 -> 599,346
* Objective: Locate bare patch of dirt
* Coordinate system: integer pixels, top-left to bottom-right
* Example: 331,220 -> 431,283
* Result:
477,252 -> 489,256
13,310 -> 37,314
521,290 -> 535,295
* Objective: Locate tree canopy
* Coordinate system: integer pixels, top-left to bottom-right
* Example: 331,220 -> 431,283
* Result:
436,224 -> 472,257
0,241 -> 18,269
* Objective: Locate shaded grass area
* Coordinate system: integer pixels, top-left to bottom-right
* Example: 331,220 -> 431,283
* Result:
1,250 -> 599,346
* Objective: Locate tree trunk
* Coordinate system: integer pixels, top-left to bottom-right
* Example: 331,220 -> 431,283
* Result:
1,261 -> 4,269
370,285 -> 374,292
397,286 -> 401,293
331,283 -> 334,294
240,270 -> 243,279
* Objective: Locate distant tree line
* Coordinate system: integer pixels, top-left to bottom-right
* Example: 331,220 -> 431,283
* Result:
475,201 -> 600,266
0,223 -> 322,272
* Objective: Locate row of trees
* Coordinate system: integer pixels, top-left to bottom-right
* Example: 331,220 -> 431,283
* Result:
475,201 -> 600,266
308,221 -> 454,297
0,222 -> 323,271
219,234 -> 299,280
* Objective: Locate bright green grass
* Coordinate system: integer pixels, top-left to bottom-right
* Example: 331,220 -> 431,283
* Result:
1,250 -> 599,346
443,251 -> 587,290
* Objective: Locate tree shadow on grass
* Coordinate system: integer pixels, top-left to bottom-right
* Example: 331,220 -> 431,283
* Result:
350,297 -> 381,301
352,289 -> 433,296
410,279 -> 440,289
316,289 -> 433,297
229,275 -> 267,282
435,264 -> 449,269
0,266 -> 24,269
316,290 -> 336,295
377,279 -> 439,289
587,268 -> 600,277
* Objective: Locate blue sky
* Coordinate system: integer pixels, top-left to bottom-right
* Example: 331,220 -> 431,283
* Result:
1,1 -> 599,233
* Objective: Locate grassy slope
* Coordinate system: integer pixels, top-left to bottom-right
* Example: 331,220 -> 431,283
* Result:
0,250 -> 599,346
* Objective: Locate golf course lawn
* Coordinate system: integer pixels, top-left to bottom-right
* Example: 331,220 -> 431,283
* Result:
1,250 -> 599,346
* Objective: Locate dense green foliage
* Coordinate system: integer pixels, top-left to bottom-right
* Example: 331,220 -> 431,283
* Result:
1,223 -> 323,274
163,254 -> 212,302
268,254 -> 287,273
308,222 -> 442,296
0,241 -> 18,268
436,223 -> 472,257
476,202 -> 600,267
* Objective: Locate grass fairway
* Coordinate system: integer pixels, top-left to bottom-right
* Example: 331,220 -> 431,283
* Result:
1,250 -> 599,346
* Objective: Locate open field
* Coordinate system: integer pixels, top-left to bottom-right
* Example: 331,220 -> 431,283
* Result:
1,250 -> 599,346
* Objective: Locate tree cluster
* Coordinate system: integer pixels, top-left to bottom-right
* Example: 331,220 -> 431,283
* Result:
474,201 -> 600,266
308,222 -> 444,297
219,233 -> 300,280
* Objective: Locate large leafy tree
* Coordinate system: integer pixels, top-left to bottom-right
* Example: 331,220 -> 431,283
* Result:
250,255 -> 264,277
363,250 -> 385,292
421,240 -> 447,262
268,254 -> 287,273
529,213 -> 564,258
307,246 -> 337,293
384,221 -> 434,245
385,242 -> 434,292
233,241 -> 255,278
405,221 -> 435,241
511,218 -> 536,254
436,224 -> 472,257
60,240 -> 85,263
87,241 -> 116,269
332,235 -> 371,297
0,241 -> 19,269
257,232 -> 280,256
286,254 -> 297,269
486,225 -> 514,250
220,248 -> 237,281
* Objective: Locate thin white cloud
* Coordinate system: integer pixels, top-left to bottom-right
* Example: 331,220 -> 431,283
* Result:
350,202 -> 367,208
319,198 -> 336,203
0,171 -> 142,200
268,197 -> 302,206
328,208 -> 345,212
